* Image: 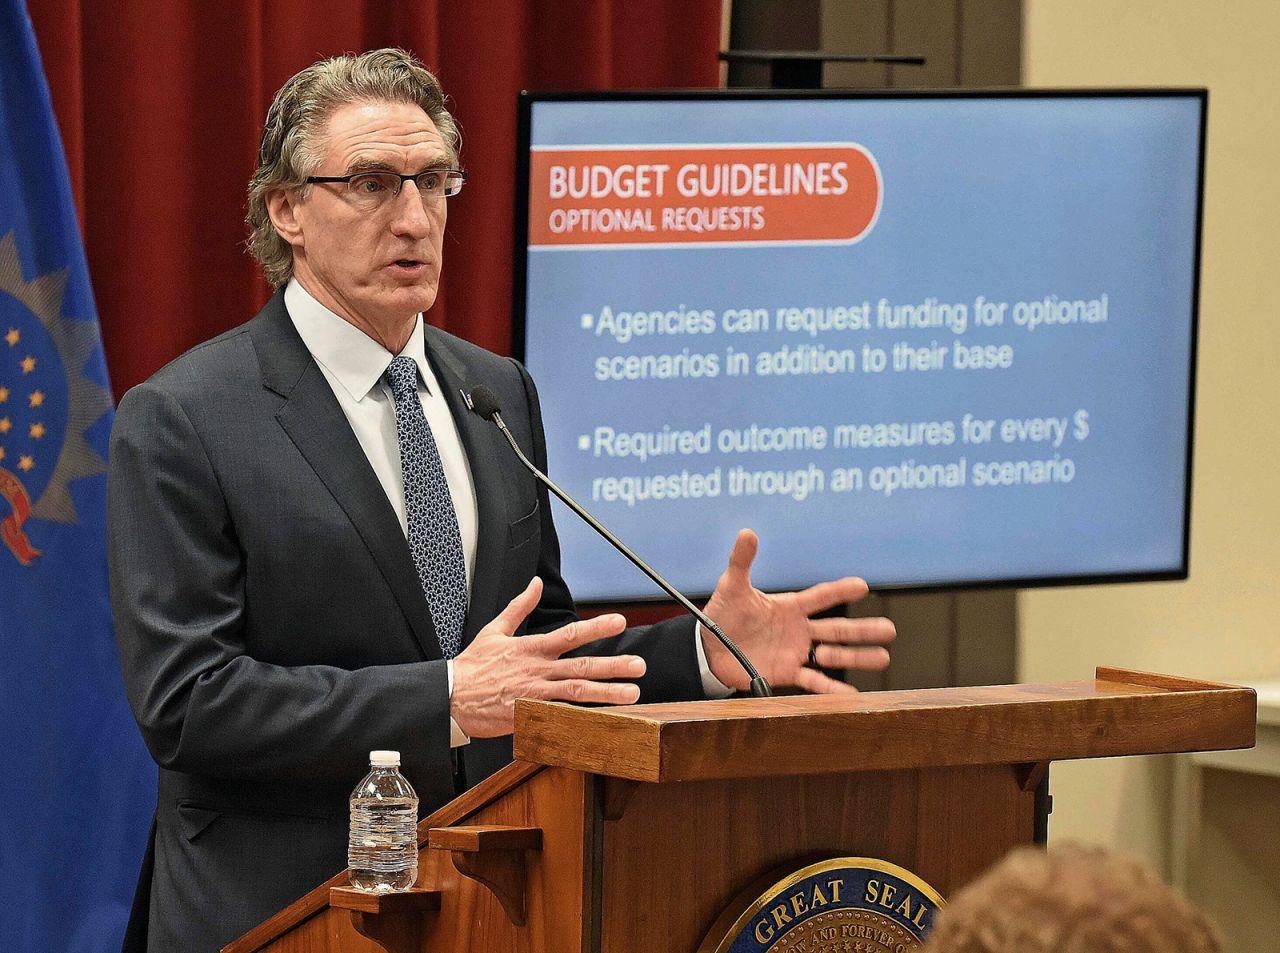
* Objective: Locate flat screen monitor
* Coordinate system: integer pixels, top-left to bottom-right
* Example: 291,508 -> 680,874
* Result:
513,90 -> 1205,603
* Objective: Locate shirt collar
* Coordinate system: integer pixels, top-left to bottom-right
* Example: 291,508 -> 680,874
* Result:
284,279 -> 436,401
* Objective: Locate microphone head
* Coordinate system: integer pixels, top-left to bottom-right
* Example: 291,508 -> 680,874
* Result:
468,385 -> 503,421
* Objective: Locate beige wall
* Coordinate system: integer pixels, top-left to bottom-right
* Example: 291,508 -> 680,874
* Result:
1021,0 -> 1280,867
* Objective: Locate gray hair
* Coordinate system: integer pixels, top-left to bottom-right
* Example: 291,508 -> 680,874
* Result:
246,48 -> 460,288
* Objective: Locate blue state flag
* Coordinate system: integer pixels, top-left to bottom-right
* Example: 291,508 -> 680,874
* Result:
0,3 -> 156,951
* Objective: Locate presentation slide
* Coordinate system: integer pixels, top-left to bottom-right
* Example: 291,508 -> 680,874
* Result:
518,92 -> 1203,602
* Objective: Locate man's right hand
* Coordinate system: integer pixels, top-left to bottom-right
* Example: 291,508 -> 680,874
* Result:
449,577 -> 645,738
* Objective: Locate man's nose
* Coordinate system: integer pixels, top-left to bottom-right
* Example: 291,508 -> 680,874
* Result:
388,182 -> 437,237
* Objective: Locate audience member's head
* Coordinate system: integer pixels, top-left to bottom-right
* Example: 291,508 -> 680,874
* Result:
923,844 -> 1222,953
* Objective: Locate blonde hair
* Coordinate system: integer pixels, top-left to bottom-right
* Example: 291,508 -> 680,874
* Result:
246,48 -> 460,287
924,844 -> 1222,953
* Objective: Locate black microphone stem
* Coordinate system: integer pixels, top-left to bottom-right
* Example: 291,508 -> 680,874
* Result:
487,410 -> 772,698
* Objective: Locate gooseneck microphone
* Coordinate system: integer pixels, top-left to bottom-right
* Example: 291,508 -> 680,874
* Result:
467,385 -> 773,698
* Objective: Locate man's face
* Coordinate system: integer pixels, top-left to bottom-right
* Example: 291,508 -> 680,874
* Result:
284,99 -> 450,334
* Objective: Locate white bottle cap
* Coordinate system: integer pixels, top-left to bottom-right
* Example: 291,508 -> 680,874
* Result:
369,750 -> 401,767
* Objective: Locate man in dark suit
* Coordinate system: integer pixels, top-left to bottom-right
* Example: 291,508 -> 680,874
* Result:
108,49 -> 894,951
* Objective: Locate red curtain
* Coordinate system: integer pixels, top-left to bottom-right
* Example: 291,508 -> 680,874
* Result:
27,0 -> 724,397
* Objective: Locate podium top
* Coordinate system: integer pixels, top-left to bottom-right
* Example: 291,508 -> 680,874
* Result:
513,668 -> 1257,783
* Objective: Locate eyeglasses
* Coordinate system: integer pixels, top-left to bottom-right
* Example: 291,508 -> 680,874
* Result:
304,169 -> 466,211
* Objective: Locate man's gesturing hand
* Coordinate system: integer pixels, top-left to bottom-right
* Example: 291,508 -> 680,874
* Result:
450,576 -> 645,738
701,529 -> 895,694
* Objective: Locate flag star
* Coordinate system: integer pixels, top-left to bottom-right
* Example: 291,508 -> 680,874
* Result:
18,454 -> 34,472
28,391 -> 44,408
30,422 -> 45,439
0,417 -> 10,433
20,355 -> 36,373
5,328 -> 18,346
0,386 -> 7,402
0,447 -> 5,461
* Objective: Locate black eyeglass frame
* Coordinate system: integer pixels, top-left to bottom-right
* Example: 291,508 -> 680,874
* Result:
304,168 -> 467,198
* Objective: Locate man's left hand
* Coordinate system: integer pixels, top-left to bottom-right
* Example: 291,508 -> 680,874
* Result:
700,529 -> 895,694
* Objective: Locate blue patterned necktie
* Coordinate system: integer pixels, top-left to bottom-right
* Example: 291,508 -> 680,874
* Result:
384,355 -> 467,658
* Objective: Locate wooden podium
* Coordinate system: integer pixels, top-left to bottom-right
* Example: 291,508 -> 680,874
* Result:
224,668 -> 1255,953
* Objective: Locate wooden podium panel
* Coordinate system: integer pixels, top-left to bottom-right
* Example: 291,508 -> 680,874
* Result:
224,669 -> 1256,953
592,764 -> 1035,952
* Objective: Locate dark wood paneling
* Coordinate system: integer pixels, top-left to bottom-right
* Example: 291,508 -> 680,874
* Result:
880,592 -> 957,689
727,0 -> 823,86
958,0 -> 1022,86
822,0 -> 893,88
953,588 -> 1018,686
819,0 -> 1020,88
847,591 -> 891,692
886,0 -> 959,86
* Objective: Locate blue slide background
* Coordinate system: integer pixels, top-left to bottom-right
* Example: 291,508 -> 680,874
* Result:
522,95 -> 1201,600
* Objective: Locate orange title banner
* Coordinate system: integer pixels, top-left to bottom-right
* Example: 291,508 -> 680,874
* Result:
528,144 -> 882,248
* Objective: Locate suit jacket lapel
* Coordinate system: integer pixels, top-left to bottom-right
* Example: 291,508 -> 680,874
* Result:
248,294 -> 443,660
424,328 -> 509,645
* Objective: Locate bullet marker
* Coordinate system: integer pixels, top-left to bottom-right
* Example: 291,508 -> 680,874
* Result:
578,435 -> 591,451
580,314 -> 593,329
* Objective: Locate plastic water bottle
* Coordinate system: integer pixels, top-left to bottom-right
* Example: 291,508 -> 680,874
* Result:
348,750 -> 419,892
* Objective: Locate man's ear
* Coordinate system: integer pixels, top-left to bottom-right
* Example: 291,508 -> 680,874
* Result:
265,189 -> 304,249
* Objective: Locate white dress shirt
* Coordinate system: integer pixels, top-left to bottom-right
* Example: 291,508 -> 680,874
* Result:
285,279 -> 479,583
284,280 -> 729,748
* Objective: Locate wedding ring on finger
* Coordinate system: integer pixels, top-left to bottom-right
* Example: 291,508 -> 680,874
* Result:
807,643 -> 821,668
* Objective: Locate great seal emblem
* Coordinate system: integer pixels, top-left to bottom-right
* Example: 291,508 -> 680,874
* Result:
699,857 -> 945,953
